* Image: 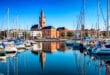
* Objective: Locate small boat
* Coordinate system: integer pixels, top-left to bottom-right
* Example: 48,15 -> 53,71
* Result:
0,51 -> 6,56
26,46 -> 32,50
16,44 -> 26,50
5,42 -> 17,57
30,40 -> 37,44
0,51 -> 6,62
24,40 -> 31,47
0,56 -> 6,63
105,41 -> 110,48
92,48 -> 110,55
5,42 -> 17,53
6,52 -> 16,57
0,42 -> 5,50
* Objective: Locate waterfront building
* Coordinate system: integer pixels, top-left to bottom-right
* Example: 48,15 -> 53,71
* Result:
9,29 -> 25,38
30,10 -> 76,39
42,26 -> 57,38
30,31 -> 42,39
30,24 -> 42,39
56,27 -> 74,39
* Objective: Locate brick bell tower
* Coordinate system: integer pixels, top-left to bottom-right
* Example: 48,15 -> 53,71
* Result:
39,9 -> 46,28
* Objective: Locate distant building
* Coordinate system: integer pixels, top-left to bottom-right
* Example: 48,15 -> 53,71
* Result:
30,24 -> 42,39
56,27 -> 67,38
39,9 -> 46,28
42,26 -> 57,38
30,10 -> 75,39
76,29 -> 99,38
30,31 -> 42,39
56,27 -> 74,39
9,29 -> 26,38
31,24 -> 39,31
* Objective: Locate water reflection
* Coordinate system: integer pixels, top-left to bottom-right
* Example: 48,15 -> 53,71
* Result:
39,51 -> 46,71
92,55 -> 110,75
42,42 -> 58,52
0,42 -> 109,75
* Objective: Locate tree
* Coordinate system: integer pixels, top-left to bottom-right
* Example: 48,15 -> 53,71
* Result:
61,32 -> 66,37
67,32 -> 74,37
23,31 -> 30,39
102,31 -> 106,38
84,32 -> 88,37
0,31 -> 6,38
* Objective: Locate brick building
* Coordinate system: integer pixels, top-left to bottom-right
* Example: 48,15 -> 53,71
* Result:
42,26 -> 57,38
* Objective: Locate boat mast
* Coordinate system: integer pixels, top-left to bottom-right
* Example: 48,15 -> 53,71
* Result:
81,0 -> 85,39
16,15 -> 18,39
27,24 -> 29,40
107,0 -> 109,38
7,8 -> 9,38
13,16 -> 17,39
97,0 -> 100,38
12,18 -> 15,39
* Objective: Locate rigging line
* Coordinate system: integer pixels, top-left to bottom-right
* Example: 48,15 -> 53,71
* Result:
100,6 -> 106,24
107,0 -> 109,37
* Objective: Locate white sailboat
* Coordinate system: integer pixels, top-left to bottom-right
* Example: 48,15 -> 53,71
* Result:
5,42 -> 17,57
91,0 -> 110,55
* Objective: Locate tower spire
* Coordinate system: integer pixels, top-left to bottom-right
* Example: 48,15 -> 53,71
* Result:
39,9 -> 46,28
41,9 -> 44,17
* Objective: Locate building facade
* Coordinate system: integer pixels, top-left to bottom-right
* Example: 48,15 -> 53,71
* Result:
42,26 -> 57,38
56,27 -> 74,39
30,31 -> 42,39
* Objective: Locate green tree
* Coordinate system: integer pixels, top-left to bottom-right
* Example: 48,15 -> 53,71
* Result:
61,32 -> 66,37
0,31 -> 6,38
67,32 -> 74,37
84,32 -> 88,37
102,31 -> 106,38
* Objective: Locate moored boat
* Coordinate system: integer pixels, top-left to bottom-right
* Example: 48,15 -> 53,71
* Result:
0,50 -> 6,62
92,48 -> 110,55
5,42 -> 17,53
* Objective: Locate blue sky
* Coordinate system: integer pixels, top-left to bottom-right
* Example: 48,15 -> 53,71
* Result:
0,0 -> 108,30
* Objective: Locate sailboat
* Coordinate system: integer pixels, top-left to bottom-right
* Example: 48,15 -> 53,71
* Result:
0,50 -> 6,62
86,0 -> 110,55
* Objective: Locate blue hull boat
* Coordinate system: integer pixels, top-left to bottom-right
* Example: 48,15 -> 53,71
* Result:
92,48 -> 110,55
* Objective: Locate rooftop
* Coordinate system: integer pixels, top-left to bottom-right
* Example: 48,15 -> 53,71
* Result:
42,26 -> 55,29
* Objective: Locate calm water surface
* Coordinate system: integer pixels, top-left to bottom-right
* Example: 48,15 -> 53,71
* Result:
0,42 -> 108,75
